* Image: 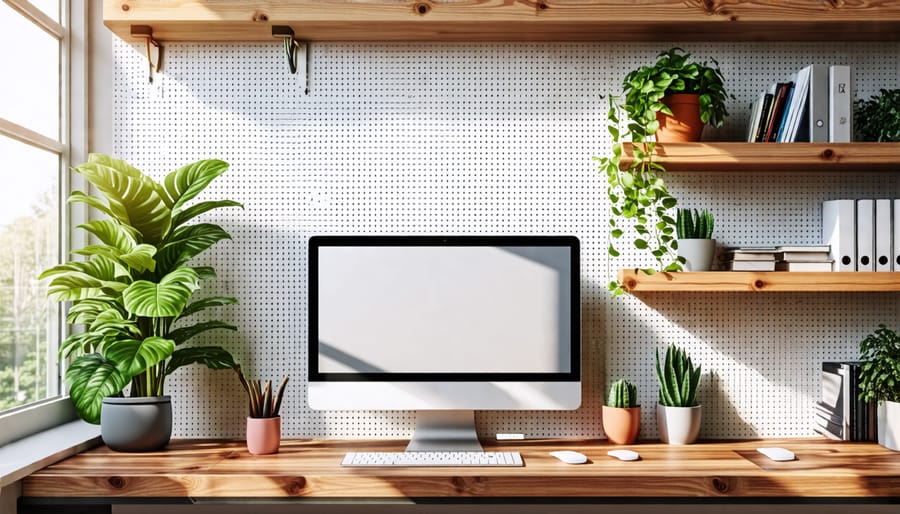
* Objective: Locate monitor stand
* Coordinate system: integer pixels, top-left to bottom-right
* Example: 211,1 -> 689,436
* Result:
405,410 -> 483,452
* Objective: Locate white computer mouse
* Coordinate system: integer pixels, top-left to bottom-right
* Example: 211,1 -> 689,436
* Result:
549,450 -> 588,464
756,447 -> 796,462
607,449 -> 640,461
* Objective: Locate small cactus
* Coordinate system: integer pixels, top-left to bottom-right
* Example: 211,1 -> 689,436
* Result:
676,208 -> 714,239
606,379 -> 638,408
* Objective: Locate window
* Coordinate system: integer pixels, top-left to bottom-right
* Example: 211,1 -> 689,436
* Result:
0,0 -> 83,444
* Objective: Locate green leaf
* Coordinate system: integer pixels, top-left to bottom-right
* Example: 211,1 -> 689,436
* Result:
105,337 -> 175,377
171,200 -> 243,229
163,159 -> 230,213
77,219 -> 140,252
155,224 -> 233,273
119,244 -> 158,273
123,268 -> 201,318
167,320 -> 237,345
165,346 -> 236,375
67,191 -> 117,220
178,296 -> 239,319
65,353 -> 130,424
75,155 -> 172,244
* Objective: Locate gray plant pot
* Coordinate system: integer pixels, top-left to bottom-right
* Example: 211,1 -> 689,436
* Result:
678,238 -> 716,271
101,396 -> 172,452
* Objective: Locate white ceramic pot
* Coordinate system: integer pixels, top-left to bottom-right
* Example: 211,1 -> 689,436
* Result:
878,400 -> 900,451
678,238 -> 716,271
657,404 -> 701,445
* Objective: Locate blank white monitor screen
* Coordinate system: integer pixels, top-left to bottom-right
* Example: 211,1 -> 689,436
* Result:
307,235 -> 580,414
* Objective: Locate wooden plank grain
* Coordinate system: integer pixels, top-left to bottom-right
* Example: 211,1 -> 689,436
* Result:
618,271 -> 900,293
102,0 -> 900,42
21,439 -> 900,499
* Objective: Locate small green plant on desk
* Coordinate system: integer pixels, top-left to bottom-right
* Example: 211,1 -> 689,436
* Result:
607,379 -> 638,408
656,344 -> 701,408
858,324 -> 900,404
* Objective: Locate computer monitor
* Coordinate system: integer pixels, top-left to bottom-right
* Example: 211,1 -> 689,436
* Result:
308,235 -> 581,451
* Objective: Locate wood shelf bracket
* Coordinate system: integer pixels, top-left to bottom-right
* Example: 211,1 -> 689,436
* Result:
272,25 -> 310,95
130,25 -> 161,83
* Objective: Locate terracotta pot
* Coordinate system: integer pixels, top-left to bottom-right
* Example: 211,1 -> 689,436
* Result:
247,416 -> 281,455
602,405 -> 641,445
656,94 -> 704,142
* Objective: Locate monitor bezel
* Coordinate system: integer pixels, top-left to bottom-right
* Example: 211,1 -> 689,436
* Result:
308,235 -> 581,383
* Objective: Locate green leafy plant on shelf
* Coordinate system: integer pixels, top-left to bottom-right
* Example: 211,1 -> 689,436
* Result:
597,95 -> 679,297
858,324 -> 900,404
238,371 -> 289,418
676,208 -> 714,240
597,48 -> 733,296
606,379 -> 638,408
621,47 -> 731,134
854,88 -> 900,142
655,344 -> 701,408
39,154 -> 243,424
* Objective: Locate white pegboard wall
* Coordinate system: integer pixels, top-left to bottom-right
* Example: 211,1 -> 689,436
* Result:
113,39 -> 900,440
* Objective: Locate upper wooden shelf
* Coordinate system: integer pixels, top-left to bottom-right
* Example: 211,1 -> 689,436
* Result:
103,1 -> 900,43
619,270 -> 900,293
619,142 -> 900,172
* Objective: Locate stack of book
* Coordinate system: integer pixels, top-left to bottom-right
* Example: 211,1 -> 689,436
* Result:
774,245 -> 833,271
814,362 -> 876,442
746,64 -> 851,143
723,247 -> 776,271
723,245 -> 833,271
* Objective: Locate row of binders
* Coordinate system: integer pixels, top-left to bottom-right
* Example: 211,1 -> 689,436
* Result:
823,199 -> 899,272
746,64 -> 852,143
814,362 -> 876,442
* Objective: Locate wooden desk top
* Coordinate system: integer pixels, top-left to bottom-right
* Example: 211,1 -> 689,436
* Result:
21,438 -> 900,500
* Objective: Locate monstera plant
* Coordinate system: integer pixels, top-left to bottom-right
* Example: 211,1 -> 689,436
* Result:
40,154 -> 242,426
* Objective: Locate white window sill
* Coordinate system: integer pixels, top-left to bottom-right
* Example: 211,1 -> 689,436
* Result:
0,420 -> 100,488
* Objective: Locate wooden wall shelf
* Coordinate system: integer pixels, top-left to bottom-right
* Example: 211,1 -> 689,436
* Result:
619,143 -> 900,172
103,1 -> 900,43
618,270 -> 900,293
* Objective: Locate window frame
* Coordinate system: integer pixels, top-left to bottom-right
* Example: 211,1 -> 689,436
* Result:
0,0 -> 91,446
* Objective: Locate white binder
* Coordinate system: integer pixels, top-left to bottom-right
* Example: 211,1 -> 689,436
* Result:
822,199 -> 856,271
856,199 -> 874,271
828,65 -> 852,142
894,200 -> 900,272
875,199 -> 892,271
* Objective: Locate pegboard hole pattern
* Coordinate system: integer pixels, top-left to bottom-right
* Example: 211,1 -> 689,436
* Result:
112,40 -> 900,440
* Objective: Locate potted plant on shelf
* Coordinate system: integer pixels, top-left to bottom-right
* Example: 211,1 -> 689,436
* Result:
854,88 -> 900,142
676,208 -> 716,271
599,47 -> 730,296
858,324 -> 900,451
238,371 -> 289,455
623,47 -> 731,143
656,344 -> 702,445
39,154 -> 242,452
602,379 -> 641,445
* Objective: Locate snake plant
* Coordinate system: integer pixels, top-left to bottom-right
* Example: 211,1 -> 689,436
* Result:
655,344 -> 701,407
676,208 -> 714,239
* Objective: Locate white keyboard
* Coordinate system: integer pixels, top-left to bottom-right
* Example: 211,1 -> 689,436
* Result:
341,451 -> 523,467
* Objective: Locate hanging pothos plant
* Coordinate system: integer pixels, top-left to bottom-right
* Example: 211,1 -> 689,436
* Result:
596,96 -> 680,297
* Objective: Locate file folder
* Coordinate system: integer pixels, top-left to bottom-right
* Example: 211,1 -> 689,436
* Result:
875,199 -> 892,271
808,64 -> 830,143
828,65 -> 852,142
894,199 -> 900,271
856,199 -> 874,271
822,199 -> 856,271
